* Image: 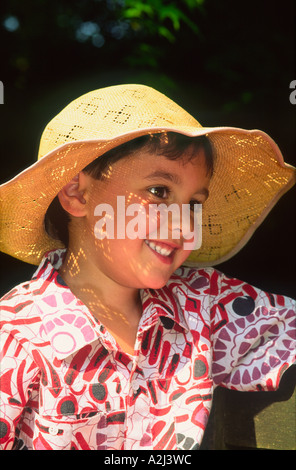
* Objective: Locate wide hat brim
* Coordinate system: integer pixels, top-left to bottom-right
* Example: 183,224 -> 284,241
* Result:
0,84 -> 295,266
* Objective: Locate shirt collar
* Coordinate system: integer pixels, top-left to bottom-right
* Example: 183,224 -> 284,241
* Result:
140,285 -> 189,332
34,250 -> 189,359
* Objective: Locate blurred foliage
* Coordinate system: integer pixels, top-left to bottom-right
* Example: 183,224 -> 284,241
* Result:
0,0 -> 206,90
0,0 -> 295,123
122,0 -> 202,41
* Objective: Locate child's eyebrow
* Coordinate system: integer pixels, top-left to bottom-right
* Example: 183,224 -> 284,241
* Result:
144,170 -> 181,184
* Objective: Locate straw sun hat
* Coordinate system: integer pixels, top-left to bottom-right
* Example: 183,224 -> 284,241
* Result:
0,84 -> 295,267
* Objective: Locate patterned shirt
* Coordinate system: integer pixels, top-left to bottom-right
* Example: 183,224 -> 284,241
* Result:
0,249 -> 295,450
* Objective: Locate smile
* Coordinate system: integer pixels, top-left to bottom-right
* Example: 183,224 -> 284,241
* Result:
144,240 -> 176,257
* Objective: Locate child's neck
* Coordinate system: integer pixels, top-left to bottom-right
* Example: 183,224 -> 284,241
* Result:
58,247 -> 143,356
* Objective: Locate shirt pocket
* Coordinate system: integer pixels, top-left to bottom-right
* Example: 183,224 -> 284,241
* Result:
20,408 -> 126,450
32,412 -> 73,450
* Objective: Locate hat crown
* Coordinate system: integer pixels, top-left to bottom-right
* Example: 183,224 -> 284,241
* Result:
38,84 -> 201,160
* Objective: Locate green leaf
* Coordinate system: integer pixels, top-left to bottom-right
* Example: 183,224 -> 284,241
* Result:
158,25 -> 176,42
123,3 -> 154,19
158,6 -> 181,30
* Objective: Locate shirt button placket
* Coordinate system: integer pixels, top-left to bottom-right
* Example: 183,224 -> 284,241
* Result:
131,380 -> 140,393
130,340 -> 141,394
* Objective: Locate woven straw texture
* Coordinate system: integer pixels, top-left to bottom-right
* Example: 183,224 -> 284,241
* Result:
0,84 -> 295,266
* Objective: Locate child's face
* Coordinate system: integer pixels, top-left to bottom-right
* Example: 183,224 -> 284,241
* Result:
75,148 -> 211,290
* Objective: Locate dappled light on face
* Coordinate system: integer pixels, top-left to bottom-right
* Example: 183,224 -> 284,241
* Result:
61,149 -> 209,295
125,192 -> 147,205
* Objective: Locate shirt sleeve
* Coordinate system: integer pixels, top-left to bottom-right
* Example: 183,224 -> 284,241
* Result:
0,331 -> 39,450
210,269 -> 296,391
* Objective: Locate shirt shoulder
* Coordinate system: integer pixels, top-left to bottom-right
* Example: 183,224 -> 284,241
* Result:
0,265 -> 68,315
0,277 -> 45,314
168,265 -> 218,295
167,266 -> 295,333
0,278 -> 48,354
0,272 -> 67,332
171,265 -> 295,307
0,267 -> 100,361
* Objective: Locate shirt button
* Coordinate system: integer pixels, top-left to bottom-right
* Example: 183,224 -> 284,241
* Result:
48,425 -> 59,436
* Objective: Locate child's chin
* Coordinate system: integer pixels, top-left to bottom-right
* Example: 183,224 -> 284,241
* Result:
144,275 -> 171,290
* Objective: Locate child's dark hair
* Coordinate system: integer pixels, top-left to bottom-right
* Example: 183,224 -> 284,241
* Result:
44,132 -> 214,247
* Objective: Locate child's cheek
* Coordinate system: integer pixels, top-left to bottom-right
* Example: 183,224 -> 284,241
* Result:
145,203 -> 159,240
124,202 -> 148,240
122,194 -> 150,241
146,204 -> 181,241
124,191 -> 162,241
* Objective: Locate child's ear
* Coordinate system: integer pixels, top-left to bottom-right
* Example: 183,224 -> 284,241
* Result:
58,172 -> 88,217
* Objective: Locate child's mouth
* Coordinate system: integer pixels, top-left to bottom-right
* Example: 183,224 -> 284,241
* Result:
144,239 -> 179,264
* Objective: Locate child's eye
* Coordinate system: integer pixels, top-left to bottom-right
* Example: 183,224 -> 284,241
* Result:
148,186 -> 170,199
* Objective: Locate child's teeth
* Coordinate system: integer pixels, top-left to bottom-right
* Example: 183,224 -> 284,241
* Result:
145,240 -> 173,256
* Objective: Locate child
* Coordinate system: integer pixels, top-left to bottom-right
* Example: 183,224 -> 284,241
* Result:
0,84 -> 295,451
